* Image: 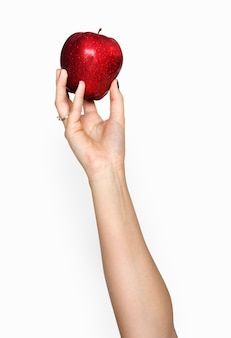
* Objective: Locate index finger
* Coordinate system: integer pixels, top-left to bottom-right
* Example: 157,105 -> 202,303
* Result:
66,80 -> 86,128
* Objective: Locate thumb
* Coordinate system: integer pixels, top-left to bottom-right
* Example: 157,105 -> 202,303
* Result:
109,79 -> 125,127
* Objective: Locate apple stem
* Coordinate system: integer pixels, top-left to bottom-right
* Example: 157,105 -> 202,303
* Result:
98,28 -> 102,34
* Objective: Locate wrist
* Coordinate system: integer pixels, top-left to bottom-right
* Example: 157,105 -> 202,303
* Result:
88,162 -> 126,188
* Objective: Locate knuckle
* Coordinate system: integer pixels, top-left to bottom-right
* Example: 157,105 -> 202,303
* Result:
55,99 -> 62,109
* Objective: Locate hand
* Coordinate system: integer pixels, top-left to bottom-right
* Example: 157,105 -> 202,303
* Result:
55,69 -> 125,181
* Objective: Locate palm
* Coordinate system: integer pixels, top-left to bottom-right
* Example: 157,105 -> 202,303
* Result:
70,109 -> 125,174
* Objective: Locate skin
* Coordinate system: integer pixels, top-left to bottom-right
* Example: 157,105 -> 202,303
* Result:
55,69 -> 178,338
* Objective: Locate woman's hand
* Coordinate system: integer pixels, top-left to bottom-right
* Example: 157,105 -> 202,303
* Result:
55,69 -> 125,181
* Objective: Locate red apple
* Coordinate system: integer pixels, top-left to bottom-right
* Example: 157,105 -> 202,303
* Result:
60,29 -> 123,101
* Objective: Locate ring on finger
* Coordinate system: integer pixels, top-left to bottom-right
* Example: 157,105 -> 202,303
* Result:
57,115 -> 69,121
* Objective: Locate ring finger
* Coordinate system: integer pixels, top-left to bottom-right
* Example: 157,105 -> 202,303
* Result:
55,69 -> 71,128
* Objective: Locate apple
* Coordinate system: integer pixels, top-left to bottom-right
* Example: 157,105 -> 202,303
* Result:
60,29 -> 123,101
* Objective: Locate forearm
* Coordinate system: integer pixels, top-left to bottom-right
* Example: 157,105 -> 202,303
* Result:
89,166 -> 176,338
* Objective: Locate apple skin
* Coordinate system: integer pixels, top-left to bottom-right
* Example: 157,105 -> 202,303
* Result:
60,31 -> 123,100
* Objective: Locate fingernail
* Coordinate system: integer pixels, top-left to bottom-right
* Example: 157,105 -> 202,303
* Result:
117,79 -> 120,89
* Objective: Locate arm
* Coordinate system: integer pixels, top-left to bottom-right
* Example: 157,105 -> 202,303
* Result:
89,167 -> 177,338
55,69 -> 177,338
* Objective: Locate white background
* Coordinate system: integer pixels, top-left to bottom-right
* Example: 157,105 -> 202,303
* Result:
0,0 -> 230,337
